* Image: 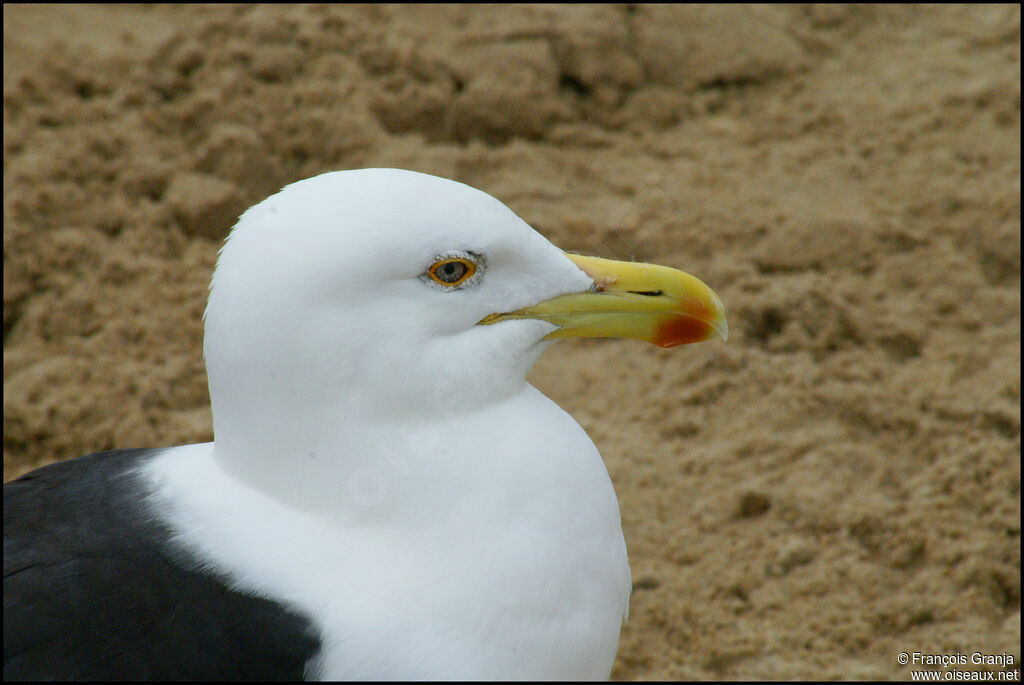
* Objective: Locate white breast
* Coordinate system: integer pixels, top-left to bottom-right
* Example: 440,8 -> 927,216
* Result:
144,387 -> 630,680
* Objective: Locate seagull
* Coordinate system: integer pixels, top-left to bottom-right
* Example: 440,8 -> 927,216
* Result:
3,168 -> 727,680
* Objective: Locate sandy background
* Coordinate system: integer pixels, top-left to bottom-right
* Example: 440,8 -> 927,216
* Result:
3,4 -> 1020,680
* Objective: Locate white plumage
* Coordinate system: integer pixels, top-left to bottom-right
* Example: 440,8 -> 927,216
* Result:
151,169 -> 630,679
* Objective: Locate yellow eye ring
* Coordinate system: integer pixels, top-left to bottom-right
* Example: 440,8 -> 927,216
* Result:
428,257 -> 477,287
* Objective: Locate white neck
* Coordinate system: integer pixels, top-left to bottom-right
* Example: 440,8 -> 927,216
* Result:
146,385 -> 631,679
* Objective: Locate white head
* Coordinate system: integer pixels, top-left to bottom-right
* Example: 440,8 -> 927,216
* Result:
203,168 -> 726,514
204,169 -> 590,503
206,168 -> 588,412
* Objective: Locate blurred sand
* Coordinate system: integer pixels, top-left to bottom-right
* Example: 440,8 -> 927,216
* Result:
3,4 -> 1019,679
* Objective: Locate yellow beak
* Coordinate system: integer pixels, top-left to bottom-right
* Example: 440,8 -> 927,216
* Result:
478,254 -> 728,348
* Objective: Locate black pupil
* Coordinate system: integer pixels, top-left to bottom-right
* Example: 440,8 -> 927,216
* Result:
437,261 -> 466,283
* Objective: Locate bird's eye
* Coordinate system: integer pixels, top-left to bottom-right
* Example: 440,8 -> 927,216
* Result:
428,257 -> 476,287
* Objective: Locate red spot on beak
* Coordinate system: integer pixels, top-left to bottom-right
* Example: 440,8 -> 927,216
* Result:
654,316 -> 714,348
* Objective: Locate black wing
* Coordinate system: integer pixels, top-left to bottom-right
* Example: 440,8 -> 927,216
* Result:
4,448 -> 321,680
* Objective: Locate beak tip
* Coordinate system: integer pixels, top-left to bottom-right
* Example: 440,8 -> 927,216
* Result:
716,316 -> 729,342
